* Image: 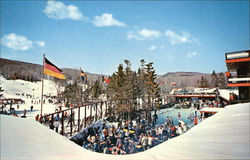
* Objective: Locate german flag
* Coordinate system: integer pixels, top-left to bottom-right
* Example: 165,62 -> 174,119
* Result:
80,69 -> 87,82
44,57 -> 65,79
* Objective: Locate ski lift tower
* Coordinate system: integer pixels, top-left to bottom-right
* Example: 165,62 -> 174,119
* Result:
225,50 -> 250,102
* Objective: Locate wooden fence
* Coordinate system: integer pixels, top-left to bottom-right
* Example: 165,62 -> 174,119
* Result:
41,100 -> 115,137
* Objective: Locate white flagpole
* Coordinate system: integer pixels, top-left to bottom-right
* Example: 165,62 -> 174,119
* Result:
41,54 -> 45,116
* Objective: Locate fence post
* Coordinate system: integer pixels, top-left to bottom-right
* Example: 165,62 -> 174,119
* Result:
78,105 -> 80,132
95,103 -> 98,121
105,101 -> 107,116
61,111 -> 64,135
100,102 -> 103,119
84,105 -> 87,127
50,114 -> 54,130
106,101 -> 109,117
90,104 -> 92,123
70,108 -> 73,136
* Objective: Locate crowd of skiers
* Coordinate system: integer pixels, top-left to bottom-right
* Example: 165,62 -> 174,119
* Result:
78,115 -> 188,155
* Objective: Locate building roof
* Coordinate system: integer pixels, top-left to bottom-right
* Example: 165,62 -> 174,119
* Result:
199,107 -> 224,114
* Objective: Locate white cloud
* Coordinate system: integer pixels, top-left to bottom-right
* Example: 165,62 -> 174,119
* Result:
187,51 -> 197,58
44,0 -> 87,21
165,30 -> 197,45
160,45 -> 165,49
92,13 -> 126,27
1,33 -> 45,51
139,29 -> 161,39
127,32 -> 144,40
127,28 -> 161,40
148,45 -> 156,51
35,41 -> 45,47
1,33 -> 33,51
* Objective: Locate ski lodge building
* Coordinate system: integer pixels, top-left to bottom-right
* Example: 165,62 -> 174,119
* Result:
225,50 -> 250,102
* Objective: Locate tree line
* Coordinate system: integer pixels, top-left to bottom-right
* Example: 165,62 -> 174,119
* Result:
197,70 -> 226,88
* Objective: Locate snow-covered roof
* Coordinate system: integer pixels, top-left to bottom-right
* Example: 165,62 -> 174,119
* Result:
219,89 -> 239,101
1,103 -> 250,160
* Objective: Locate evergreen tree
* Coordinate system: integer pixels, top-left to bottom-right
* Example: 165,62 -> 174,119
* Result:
62,82 -> 82,106
107,64 -> 127,118
144,62 -> 161,111
123,60 -> 138,119
218,72 -> 226,87
90,79 -> 102,100
136,59 -> 147,109
198,76 -> 209,88
82,82 -> 91,103
210,70 -> 219,87
107,60 -> 161,120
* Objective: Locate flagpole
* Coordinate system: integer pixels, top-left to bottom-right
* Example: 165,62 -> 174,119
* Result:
41,54 -> 45,116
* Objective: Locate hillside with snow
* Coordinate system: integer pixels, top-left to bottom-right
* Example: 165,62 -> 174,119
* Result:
1,76 -> 61,117
0,76 -> 106,127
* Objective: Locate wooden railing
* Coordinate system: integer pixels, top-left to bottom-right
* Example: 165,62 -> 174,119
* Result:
40,100 -> 115,137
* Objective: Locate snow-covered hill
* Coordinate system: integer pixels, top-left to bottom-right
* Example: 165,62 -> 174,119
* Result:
1,76 -> 61,117
1,76 -> 106,125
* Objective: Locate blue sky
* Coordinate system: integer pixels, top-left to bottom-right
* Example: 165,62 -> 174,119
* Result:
0,0 -> 249,75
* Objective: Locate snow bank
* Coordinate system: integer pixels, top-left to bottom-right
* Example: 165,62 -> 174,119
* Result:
1,103 -> 249,160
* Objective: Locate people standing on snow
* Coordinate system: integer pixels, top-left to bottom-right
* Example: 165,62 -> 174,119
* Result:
21,109 -> 27,118
147,133 -> 153,149
166,116 -> 170,126
193,116 -> 198,125
177,123 -> 183,135
139,133 -> 147,151
35,114 -> 39,121
152,111 -> 158,127
54,113 -> 60,133
170,125 -> 177,138
170,117 -> 174,126
39,114 -> 43,123
162,126 -> 168,141
67,111 -> 75,127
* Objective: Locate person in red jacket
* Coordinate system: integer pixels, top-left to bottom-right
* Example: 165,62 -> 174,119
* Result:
194,116 -> 198,125
35,114 -> 39,121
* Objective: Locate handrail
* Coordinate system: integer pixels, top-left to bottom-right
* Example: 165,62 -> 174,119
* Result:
42,100 -> 106,117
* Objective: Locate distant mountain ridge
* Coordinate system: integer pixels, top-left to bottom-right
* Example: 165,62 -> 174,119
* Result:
0,58 -> 105,82
0,58 -> 221,92
163,71 -> 205,76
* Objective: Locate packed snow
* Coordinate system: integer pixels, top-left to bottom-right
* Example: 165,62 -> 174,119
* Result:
1,103 -> 249,160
